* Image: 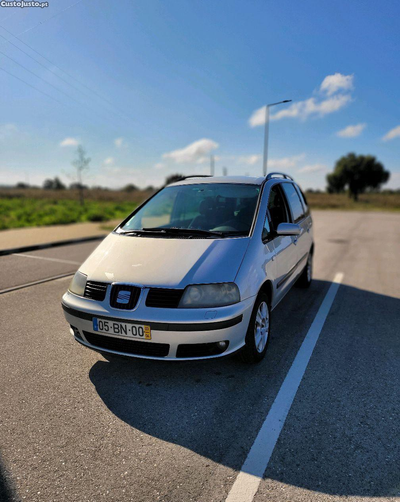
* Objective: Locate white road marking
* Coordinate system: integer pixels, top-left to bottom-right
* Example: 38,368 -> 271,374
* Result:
12,253 -> 81,265
0,272 -> 74,295
226,272 -> 344,502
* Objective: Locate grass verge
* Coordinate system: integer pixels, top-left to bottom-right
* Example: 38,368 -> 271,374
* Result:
0,198 -> 138,230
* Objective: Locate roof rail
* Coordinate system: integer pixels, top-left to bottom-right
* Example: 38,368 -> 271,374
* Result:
265,172 -> 293,181
181,175 -> 213,180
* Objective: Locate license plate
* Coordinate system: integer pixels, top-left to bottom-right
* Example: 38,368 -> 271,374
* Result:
93,318 -> 151,340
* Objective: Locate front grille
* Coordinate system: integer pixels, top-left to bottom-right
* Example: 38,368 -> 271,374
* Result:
83,331 -> 169,357
110,284 -> 141,310
84,281 -> 108,301
176,341 -> 229,358
146,288 -> 184,308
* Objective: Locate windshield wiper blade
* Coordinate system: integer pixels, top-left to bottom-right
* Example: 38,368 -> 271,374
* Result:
119,229 -> 154,235
142,227 -> 224,237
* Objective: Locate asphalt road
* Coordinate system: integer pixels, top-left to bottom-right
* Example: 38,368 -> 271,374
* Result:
0,210 -> 399,502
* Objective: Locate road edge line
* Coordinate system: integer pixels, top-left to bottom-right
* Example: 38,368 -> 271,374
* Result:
225,272 -> 344,502
0,272 -> 75,295
0,235 -> 105,257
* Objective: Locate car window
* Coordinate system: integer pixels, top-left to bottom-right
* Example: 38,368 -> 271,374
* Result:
281,183 -> 305,222
267,185 -> 289,231
121,183 -> 261,236
294,184 -> 309,216
262,210 -> 271,241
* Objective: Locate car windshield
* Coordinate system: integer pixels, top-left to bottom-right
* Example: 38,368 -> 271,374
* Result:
120,183 -> 261,237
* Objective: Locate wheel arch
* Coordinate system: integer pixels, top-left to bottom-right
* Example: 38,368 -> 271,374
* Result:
258,279 -> 273,306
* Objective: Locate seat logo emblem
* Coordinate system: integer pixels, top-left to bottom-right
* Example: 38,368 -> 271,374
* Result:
116,290 -> 131,304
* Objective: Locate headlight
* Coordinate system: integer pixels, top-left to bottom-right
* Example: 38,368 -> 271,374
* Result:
179,283 -> 240,308
68,271 -> 87,296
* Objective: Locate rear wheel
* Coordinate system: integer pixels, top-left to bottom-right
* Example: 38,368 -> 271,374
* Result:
239,292 -> 271,363
296,251 -> 313,288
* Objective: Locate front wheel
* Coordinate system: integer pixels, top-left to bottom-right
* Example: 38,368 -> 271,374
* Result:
239,292 -> 271,364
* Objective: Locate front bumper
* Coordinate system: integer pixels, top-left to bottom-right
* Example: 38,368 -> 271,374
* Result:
61,291 -> 255,360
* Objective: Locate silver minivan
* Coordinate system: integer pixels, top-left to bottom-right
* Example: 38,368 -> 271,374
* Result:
62,173 -> 313,363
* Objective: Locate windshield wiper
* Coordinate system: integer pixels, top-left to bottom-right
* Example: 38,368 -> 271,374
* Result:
118,229 -> 155,236
120,227 -> 247,238
142,227 -> 224,237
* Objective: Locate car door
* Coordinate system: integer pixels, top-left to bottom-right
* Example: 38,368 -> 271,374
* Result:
265,183 -> 299,305
294,183 -> 313,254
280,182 -> 309,279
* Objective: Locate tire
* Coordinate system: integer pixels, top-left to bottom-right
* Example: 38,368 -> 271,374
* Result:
239,292 -> 271,364
296,251 -> 313,288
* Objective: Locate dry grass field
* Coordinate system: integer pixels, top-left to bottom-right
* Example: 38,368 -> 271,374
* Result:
305,191 -> 400,212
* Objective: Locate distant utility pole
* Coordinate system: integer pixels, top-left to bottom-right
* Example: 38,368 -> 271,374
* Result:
223,166 -> 228,176
263,100 -> 292,176
210,155 -> 215,176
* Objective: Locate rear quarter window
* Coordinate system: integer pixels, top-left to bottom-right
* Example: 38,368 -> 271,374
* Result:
281,183 -> 305,222
295,185 -> 310,216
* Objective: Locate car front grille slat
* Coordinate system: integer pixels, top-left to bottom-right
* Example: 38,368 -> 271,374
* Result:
83,331 -> 169,357
110,284 -> 141,310
146,288 -> 184,308
84,281 -> 108,301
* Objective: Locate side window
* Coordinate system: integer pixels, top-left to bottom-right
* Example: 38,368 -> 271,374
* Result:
294,185 -> 309,216
281,183 -> 305,223
262,210 -> 271,241
267,185 -> 289,232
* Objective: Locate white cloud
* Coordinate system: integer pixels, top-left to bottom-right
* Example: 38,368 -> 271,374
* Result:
237,155 -> 262,166
60,137 -> 79,147
249,73 -> 354,126
297,163 -> 328,174
103,157 -> 115,166
154,162 -> 164,170
268,154 -> 306,170
163,138 -> 219,164
271,94 -> 351,122
382,125 -> 400,142
114,137 -> 126,148
336,123 -> 366,138
320,73 -> 354,96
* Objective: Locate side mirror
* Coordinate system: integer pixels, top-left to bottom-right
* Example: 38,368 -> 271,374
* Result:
276,222 -> 301,236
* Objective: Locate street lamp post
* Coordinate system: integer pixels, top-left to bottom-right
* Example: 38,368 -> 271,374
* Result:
263,100 -> 292,176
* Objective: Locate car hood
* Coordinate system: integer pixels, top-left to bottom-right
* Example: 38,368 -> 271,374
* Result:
80,232 -> 250,287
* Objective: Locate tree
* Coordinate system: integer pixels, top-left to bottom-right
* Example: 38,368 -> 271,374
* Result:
43,177 -> 66,190
72,146 -> 91,205
123,183 -> 138,192
16,182 -> 30,189
165,174 -> 185,186
327,153 -> 390,201
69,182 -> 88,190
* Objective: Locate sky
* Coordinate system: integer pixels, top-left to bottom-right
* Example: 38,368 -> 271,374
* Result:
0,0 -> 399,190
